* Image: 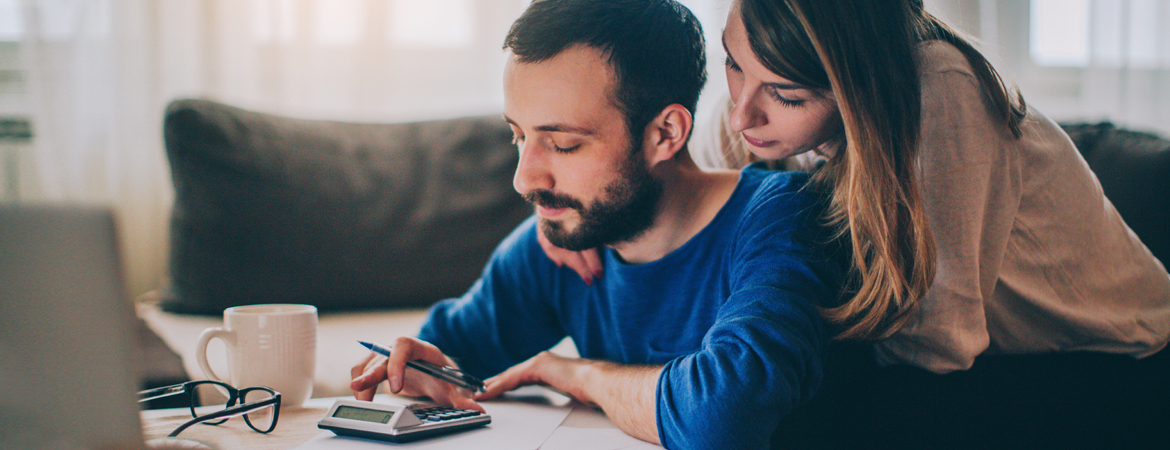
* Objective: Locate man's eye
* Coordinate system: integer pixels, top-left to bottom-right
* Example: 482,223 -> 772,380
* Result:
553,145 -> 580,154
511,135 -> 524,146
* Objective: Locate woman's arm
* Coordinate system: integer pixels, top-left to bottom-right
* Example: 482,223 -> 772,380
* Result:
874,46 -> 1023,372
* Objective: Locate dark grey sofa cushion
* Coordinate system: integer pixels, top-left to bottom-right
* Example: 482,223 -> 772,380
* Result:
162,98 -> 533,314
1061,122 -> 1170,265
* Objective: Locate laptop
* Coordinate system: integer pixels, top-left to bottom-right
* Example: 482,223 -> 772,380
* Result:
0,204 -> 147,450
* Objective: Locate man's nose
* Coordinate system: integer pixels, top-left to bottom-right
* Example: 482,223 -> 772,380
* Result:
513,143 -> 553,195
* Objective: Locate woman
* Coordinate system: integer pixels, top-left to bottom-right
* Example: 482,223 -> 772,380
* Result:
544,0 -> 1170,445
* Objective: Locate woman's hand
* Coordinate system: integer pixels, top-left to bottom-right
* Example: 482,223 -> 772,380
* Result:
537,229 -> 604,285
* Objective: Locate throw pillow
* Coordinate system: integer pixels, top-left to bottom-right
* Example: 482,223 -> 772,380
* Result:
161,98 -> 533,314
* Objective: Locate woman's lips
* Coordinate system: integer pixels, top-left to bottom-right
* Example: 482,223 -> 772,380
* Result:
742,133 -> 777,148
537,205 -> 568,218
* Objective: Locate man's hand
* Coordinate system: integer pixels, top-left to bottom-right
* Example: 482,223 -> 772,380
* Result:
537,229 -> 605,285
349,337 -> 484,413
476,351 -> 594,405
477,351 -> 662,444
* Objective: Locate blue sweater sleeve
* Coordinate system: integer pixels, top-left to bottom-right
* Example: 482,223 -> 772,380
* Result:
656,174 -> 843,449
417,216 -> 568,379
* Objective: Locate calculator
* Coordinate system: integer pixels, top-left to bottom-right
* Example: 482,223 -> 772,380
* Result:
318,398 -> 491,443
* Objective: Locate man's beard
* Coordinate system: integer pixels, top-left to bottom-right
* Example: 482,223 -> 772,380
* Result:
523,147 -> 663,251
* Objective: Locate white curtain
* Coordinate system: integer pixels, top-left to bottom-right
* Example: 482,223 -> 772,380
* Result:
19,0 -> 175,299
928,0 -> 1170,134
9,0 -> 729,298
14,0 -> 534,297
1072,0 -> 1170,133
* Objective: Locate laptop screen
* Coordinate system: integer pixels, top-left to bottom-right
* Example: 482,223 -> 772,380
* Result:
0,204 -> 146,449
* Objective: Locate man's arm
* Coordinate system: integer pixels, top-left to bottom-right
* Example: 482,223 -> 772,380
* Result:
350,217 -> 568,404
476,351 -> 663,444
482,173 -> 844,449
474,286 -> 826,449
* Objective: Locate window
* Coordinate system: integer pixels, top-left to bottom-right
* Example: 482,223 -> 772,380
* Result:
1030,0 -> 1089,66
250,0 -> 475,49
389,0 -> 473,48
1030,0 -> 1170,68
0,0 -> 22,42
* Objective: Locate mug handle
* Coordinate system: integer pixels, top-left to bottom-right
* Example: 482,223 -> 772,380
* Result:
196,327 -> 235,383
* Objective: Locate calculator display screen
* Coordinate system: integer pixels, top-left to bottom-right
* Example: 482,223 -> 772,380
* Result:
333,405 -> 394,424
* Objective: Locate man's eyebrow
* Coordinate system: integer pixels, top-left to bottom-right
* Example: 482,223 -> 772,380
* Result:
503,115 -> 598,137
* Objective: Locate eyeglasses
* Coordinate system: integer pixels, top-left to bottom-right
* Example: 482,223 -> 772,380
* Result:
138,380 -> 281,437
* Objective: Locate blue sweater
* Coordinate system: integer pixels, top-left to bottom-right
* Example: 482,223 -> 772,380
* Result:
418,167 -> 846,449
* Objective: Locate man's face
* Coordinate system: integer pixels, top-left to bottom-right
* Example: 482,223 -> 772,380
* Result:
504,45 -> 663,251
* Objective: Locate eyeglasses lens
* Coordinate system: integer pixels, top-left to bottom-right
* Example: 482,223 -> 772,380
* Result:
192,382 -> 235,408
241,389 -> 278,432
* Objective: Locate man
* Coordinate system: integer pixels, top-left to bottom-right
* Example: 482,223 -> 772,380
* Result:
350,0 -> 846,448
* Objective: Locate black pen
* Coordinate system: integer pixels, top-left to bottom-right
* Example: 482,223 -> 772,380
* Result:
358,341 -> 486,393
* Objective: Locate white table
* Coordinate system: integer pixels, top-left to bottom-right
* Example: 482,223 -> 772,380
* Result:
140,388 -> 662,450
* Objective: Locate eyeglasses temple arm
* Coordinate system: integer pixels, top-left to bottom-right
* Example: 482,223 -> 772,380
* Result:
166,395 -> 282,437
137,384 -> 187,403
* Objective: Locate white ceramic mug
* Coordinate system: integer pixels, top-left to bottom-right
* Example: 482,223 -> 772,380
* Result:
196,304 -> 317,408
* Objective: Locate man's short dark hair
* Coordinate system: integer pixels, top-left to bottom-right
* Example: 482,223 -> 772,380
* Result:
503,0 -> 707,145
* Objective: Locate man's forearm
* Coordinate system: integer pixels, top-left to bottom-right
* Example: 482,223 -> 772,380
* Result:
574,360 -> 663,444
480,352 -> 664,444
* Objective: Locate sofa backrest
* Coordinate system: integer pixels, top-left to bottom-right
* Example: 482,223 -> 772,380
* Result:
1062,122 -> 1170,266
159,102 -> 1167,316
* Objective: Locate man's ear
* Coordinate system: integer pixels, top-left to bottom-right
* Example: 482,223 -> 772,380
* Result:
641,104 -> 693,166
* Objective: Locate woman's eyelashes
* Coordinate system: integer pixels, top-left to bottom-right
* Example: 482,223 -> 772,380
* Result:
726,55 -> 806,108
766,87 -> 806,108
725,56 -> 741,72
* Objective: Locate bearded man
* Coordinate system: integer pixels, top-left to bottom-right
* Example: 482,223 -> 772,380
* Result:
349,1 -> 847,448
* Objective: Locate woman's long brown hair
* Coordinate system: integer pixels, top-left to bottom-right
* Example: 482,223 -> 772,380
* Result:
737,0 -> 1025,340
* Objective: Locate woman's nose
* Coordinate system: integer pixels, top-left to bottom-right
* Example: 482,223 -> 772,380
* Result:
728,89 -> 767,133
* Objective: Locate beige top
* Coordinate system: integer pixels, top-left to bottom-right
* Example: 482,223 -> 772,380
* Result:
874,41 -> 1170,372
693,41 -> 1170,374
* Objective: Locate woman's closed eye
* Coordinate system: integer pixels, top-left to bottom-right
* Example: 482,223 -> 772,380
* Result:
725,56 -> 741,73
726,54 -> 806,108
766,86 -> 806,108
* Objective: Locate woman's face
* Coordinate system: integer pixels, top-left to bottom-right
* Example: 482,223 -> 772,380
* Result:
723,6 -> 843,160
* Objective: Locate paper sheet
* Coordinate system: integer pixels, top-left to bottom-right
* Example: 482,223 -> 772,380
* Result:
538,405 -> 664,450
293,386 -> 573,450
539,427 -> 651,450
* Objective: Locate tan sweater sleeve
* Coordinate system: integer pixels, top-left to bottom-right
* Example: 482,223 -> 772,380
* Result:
873,54 -> 1023,372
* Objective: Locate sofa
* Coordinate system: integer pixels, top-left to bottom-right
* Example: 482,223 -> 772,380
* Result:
137,98 -> 1169,404
1060,121 -> 1169,265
